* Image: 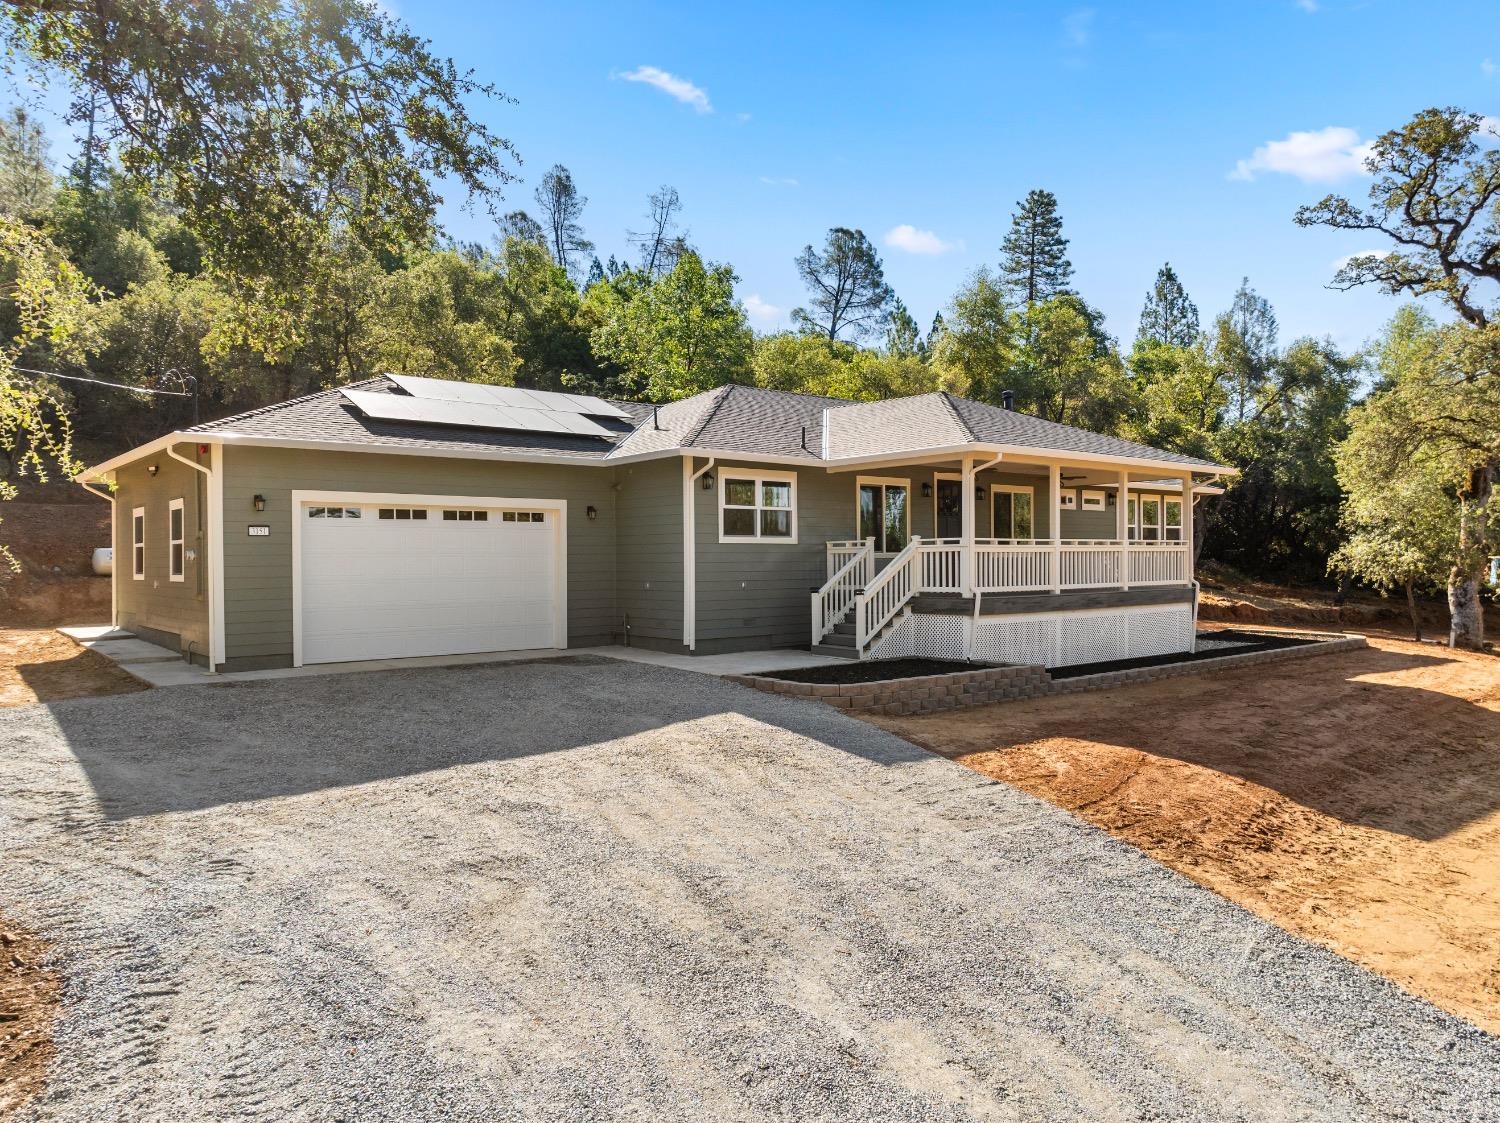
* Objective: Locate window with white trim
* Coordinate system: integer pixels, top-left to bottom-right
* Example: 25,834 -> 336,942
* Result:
1080,489 -> 1106,511
856,477 -> 909,553
720,472 -> 796,542
1164,498 -> 1184,542
1139,495 -> 1162,541
168,498 -> 185,581
131,506 -> 145,580
991,485 -> 1035,540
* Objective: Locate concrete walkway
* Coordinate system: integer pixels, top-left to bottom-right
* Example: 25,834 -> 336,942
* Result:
60,626 -> 842,687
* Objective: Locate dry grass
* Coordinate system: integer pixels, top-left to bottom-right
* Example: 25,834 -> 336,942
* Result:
870,635 -> 1500,1034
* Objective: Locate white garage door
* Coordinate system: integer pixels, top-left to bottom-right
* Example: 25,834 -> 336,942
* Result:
298,500 -> 560,664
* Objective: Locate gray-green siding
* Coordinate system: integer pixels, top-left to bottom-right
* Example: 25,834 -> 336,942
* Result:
220,445 -> 625,668
113,449 -> 211,659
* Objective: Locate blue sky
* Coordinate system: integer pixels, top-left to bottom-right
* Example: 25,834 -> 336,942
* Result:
22,1 -> 1498,353
407,0 -> 1494,353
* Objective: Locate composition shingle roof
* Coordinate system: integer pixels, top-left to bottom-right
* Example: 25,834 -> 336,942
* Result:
178,376 -> 1227,472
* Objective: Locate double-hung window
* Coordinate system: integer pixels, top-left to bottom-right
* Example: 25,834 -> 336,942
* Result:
131,506 -> 146,580
857,477 -> 910,554
168,498 -> 185,581
1164,498 -> 1184,542
720,472 -> 797,543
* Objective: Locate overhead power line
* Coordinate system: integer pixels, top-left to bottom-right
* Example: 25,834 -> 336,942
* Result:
12,366 -> 193,397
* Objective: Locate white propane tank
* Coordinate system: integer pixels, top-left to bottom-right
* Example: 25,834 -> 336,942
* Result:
92,547 -> 113,576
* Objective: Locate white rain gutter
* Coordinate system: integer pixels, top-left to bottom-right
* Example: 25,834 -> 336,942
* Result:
682,455 -> 716,651
77,479 -> 117,628
165,442 -> 221,673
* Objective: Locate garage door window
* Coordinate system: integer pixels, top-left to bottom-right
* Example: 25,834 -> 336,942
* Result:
443,509 -> 490,522
309,506 -> 363,519
501,511 -> 545,522
375,507 -> 426,520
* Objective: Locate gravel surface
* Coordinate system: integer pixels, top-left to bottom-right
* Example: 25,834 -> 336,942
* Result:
2,654 -> 1497,1122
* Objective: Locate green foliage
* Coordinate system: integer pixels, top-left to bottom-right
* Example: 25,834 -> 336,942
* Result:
752,333 -> 940,401
791,227 -> 893,341
1011,295 -> 1132,431
885,299 -> 924,359
1136,263 -> 1199,348
3,0 -> 518,292
368,251 -> 518,384
929,268 -> 1012,402
999,189 -> 1073,306
1125,341 -> 1227,461
588,252 -> 750,400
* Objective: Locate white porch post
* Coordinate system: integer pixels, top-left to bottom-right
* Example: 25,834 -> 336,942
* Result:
960,456 -> 976,596
1118,467 -> 1130,590
1048,462 -> 1062,594
1181,473 -> 1194,581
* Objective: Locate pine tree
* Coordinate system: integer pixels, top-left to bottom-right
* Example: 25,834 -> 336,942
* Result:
1137,263 -> 1200,348
605,254 -> 621,278
926,311 -> 946,352
584,256 -> 605,290
886,298 -> 923,357
999,189 -> 1073,306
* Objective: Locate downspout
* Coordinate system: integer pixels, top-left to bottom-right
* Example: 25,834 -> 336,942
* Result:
682,455 -> 716,651
78,478 -> 117,629
165,442 -> 217,673
966,454 -> 1004,658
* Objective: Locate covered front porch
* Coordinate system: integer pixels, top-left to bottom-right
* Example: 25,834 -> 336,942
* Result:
811,455 -> 1207,658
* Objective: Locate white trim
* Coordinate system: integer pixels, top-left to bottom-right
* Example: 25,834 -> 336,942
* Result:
80,481 -> 117,626
289,489 -> 568,669
209,443 -> 224,671
990,483 -> 1036,538
718,468 -> 798,545
855,475 -> 912,554
684,455 -> 716,650
78,428 -> 1238,485
1079,488 -> 1106,511
167,497 -> 186,581
130,506 -> 145,580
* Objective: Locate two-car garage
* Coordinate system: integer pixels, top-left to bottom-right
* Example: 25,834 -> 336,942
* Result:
294,492 -> 565,665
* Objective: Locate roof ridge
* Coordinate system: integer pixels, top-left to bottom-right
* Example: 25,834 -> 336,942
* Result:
683,383 -> 737,447
189,375 -> 387,432
935,390 -> 977,442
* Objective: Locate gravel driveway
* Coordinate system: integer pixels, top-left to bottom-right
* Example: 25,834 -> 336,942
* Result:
3,655 -> 1497,1122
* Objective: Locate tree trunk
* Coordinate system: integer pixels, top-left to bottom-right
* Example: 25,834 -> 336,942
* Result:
1405,579 -> 1422,643
1447,462 -> 1493,650
1192,501 -> 1209,570
1333,571 -> 1352,607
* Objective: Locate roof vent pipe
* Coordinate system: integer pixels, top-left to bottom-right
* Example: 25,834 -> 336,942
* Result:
1001,389 -> 1015,411
653,405 -> 661,431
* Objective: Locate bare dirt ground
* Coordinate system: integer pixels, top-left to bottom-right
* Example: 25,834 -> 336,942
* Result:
0,630 -> 147,709
0,922 -> 56,1119
872,634 -> 1500,1035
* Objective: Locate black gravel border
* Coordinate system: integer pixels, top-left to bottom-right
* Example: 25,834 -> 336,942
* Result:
1047,629 -> 1320,679
759,658 -> 995,685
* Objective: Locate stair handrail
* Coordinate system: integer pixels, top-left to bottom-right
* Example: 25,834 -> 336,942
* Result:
854,535 -> 921,653
810,537 -> 875,646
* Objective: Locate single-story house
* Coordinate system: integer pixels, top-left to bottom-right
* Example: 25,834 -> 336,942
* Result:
77,375 -> 1234,672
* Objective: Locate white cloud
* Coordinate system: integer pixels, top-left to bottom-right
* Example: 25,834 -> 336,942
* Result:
758,175 -> 799,186
1230,126 -> 1375,182
1485,58 -> 1497,77
1063,8 -> 1094,49
743,294 -> 782,324
1332,249 -> 1387,271
618,66 -> 712,114
884,224 -> 955,256
1295,0 -> 1318,12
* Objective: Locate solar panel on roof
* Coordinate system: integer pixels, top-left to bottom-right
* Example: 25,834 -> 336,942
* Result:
384,373 -> 631,419
342,389 -> 614,438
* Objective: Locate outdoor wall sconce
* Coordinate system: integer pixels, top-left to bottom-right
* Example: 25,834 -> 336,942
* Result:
921,482 -> 932,498
253,494 -> 266,512
586,505 -> 597,520
146,464 -> 158,476
1107,492 -> 1116,507
975,486 -> 987,501
701,472 -> 715,490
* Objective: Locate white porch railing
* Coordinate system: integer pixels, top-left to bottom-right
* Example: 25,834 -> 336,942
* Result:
1058,540 -> 1125,589
855,537 -> 920,649
973,540 -> 1053,592
916,539 -> 964,592
1128,542 -> 1190,585
811,537 -> 875,646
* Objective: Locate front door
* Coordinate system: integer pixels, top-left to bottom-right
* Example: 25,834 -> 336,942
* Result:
936,479 -> 962,539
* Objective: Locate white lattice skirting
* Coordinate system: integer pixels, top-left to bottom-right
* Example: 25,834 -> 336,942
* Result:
870,604 -> 1195,668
